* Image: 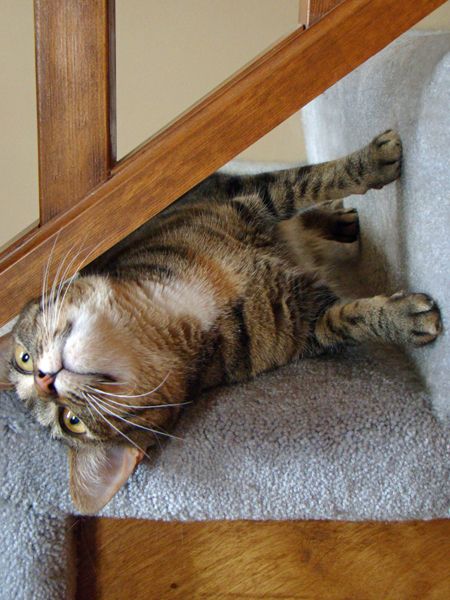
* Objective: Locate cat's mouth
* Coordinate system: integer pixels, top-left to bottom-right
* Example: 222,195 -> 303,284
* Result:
34,368 -> 118,401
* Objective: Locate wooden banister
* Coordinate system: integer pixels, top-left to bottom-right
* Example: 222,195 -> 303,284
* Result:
0,0 -> 445,327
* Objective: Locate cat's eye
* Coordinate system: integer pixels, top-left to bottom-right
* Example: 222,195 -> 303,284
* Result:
61,408 -> 87,435
14,344 -> 34,373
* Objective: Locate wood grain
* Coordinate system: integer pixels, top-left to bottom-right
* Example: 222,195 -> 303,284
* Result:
34,0 -> 115,222
76,518 -> 450,599
0,0 -> 445,327
308,1 -> 345,26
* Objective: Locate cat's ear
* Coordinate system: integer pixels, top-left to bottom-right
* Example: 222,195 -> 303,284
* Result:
0,332 -> 14,390
69,444 -> 144,514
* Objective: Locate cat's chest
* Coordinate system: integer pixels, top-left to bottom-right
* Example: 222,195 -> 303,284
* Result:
143,279 -> 220,330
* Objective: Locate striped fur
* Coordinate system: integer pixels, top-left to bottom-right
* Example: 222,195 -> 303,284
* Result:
0,130 -> 442,512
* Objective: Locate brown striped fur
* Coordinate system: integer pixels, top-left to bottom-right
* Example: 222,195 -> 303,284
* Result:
0,130 -> 442,512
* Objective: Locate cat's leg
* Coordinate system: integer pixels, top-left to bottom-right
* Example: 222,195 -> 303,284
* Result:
190,130 -> 401,220
314,292 -> 442,350
270,129 -> 402,215
200,263 -> 441,390
292,129 -> 403,204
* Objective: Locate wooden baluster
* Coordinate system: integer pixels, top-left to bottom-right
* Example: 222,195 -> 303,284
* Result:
34,0 -> 116,223
299,0 -> 345,27
298,0 -> 310,27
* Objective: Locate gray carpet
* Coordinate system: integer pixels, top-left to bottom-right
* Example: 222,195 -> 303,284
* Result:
302,29 -> 450,422
0,30 -> 449,600
0,502 -> 74,600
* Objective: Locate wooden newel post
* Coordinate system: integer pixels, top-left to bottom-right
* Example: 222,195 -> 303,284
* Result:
34,0 -> 116,223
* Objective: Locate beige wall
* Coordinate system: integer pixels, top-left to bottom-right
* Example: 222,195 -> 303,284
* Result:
1,1 -> 449,249
116,0 -> 302,162
0,1 -> 38,250
115,0 -> 450,164
416,2 -> 450,29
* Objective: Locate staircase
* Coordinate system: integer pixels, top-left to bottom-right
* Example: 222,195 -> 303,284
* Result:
0,4 -> 449,598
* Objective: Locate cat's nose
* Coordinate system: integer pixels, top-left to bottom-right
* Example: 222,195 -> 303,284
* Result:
35,371 -> 57,396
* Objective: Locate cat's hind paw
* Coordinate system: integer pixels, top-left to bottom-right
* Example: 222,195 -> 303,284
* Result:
327,207 -> 359,243
387,292 -> 443,346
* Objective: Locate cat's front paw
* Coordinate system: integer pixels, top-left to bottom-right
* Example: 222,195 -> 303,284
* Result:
367,130 -> 402,189
387,292 -> 442,346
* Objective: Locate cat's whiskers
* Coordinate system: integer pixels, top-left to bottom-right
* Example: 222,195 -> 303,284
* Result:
51,240 -> 90,332
85,372 -> 171,401
83,399 -> 95,421
86,393 -> 183,442
84,387 -> 189,410
82,390 -> 189,421
50,237 -> 95,334
84,394 -> 151,460
81,391 -> 133,416
87,394 -> 176,453
43,237 -> 104,337
47,238 -> 81,335
41,232 -> 61,342
52,239 -> 105,333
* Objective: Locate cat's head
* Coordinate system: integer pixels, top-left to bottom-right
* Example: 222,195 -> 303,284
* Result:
0,274 -> 183,513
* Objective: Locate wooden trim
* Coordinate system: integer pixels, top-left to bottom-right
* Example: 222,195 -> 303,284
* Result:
75,518 -> 450,599
34,0 -> 116,223
0,0 -> 445,327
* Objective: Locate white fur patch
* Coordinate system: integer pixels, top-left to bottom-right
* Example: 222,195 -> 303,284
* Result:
62,305 -> 134,383
145,279 -> 218,329
39,338 -> 64,375
15,373 -> 35,401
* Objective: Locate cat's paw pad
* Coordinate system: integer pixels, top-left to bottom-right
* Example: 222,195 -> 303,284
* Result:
368,130 -> 402,189
387,292 -> 442,346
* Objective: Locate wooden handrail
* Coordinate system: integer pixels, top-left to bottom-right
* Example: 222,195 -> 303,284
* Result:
0,0 -> 445,327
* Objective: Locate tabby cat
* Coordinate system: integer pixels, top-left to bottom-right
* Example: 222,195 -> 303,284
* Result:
0,130 -> 442,513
